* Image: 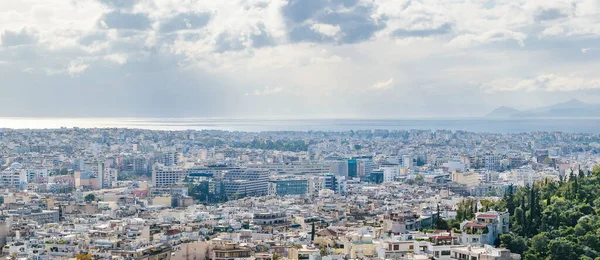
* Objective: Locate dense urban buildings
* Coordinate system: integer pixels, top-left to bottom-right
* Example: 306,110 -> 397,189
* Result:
0,127 -> 599,259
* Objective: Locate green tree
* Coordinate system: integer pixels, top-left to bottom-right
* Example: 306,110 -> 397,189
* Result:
548,239 -> 579,260
500,234 -> 528,255
311,222 -> 316,242
84,193 -> 96,202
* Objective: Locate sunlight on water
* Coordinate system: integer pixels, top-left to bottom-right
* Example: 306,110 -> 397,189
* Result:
1,117 -> 600,133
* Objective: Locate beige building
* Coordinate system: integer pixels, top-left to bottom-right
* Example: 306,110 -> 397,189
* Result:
451,171 -> 480,186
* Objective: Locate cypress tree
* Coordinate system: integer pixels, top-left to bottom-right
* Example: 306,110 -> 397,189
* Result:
311,222 -> 316,242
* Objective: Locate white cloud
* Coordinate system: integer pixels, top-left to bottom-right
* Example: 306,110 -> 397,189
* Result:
104,53 -> 128,64
310,23 -> 342,38
482,74 -> 600,93
541,25 -> 565,37
1,0 -> 600,117
448,30 -> 527,48
370,78 -> 394,90
582,48 -> 596,53
67,60 -> 89,76
253,86 -> 283,96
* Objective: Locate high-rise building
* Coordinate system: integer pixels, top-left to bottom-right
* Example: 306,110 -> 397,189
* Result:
347,159 -> 357,178
323,174 -> 346,194
96,161 -> 105,190
330,161 -> 348,176
484,153 -> 501,171
164,151 -> 179,166
402,155 -> 412,169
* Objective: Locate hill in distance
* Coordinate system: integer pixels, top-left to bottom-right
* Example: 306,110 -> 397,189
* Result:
485,99 -> 600,118
486,106 -> 521,117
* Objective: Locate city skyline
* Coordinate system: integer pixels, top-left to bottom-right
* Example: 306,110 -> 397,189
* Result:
2,0 -> 600,118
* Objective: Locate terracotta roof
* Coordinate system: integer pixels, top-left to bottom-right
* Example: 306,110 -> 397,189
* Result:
477,213 -> 498,218
464,222 -> 487,228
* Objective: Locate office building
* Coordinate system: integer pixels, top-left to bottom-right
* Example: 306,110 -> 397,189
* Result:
348,159 -> 357,178
221,169 -> 269,197
268,179 -> 308,196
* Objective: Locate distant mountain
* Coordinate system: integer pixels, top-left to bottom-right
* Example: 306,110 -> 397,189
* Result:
485,106 -> 521,118
486,99 -> 600,118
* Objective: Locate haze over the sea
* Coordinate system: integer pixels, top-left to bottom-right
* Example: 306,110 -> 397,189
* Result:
1,117 -> 600,133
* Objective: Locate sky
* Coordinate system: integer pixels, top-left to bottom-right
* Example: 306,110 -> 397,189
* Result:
1,0 -> 600,118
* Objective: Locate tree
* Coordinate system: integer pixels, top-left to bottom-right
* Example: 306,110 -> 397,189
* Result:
415,174 -> 424,181
500,234 -> 528,255
506,184 -> 515,216
529,233 -> 549,258
84,193 -> 96,202
548,239 -> 579,260
514,207 -> 525,236
311,222 -> 316,242
501,166 -> 600,260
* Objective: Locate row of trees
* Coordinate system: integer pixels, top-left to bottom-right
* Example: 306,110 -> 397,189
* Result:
500,166 -> 600,260
233,139 -> 308,152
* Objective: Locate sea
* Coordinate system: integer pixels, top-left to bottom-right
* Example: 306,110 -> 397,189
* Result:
1,117 -> 600,133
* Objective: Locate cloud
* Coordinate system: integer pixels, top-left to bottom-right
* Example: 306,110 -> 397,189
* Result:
159,12 -> 212,33
68,60 -> 89,76
534,8 -> 567,22
449,30 -> 527,48
582,48 -> 596,53
393,23 -> 452,38
311,24 -> 342,38
2,0 -> 600,118
97,0 -> 138,9
370,78 -> 394,90
99,11 -> 151,30
1,29 -> 37,47
540,25 -> 565,37
481,75 -> 600,93
252,86 -> 283,96
282,0 -> 384,44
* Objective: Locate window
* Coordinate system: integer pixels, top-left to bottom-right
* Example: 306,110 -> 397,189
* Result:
442,250 -> 451,256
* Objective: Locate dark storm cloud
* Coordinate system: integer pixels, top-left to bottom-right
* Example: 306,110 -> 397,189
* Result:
534,8 -> 567,21
282,0 -> 385,44
99,11 -> 152,30
393,23 -> 453,38
159,12 -> 212,33
0,29 -> 38,47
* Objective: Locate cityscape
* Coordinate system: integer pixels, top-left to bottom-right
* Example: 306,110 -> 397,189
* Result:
0,127 -> 599,259
3,0 -> 600,259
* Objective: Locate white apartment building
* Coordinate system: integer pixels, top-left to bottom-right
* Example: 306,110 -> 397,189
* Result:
0,163 -> 27,189
380,165 -> 400,183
